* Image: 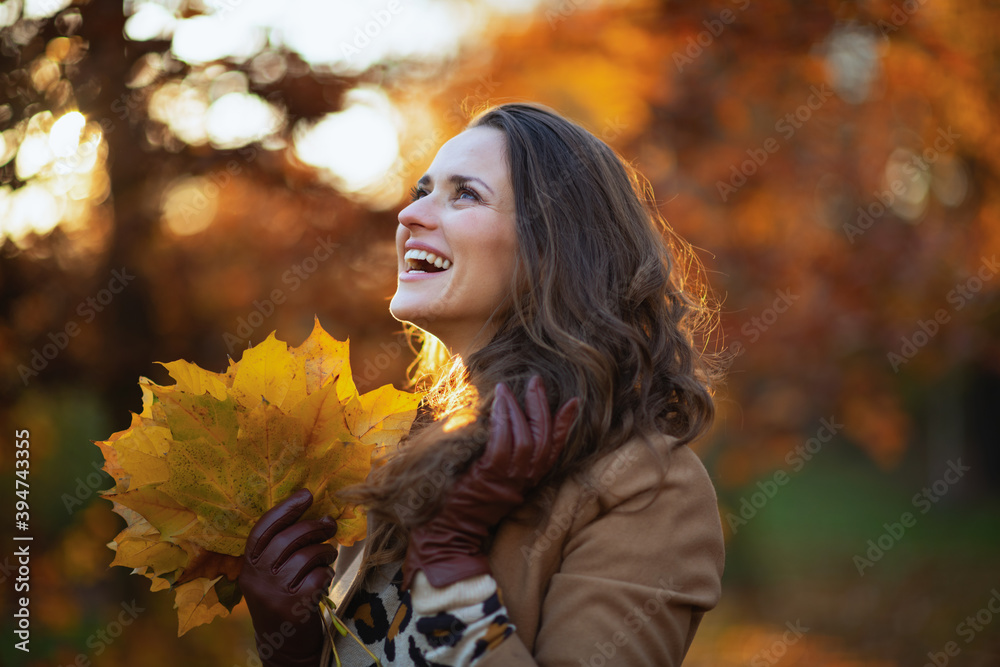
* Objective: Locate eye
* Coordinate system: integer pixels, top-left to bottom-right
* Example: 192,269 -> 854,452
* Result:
455,182 -> 480,202
409,185 -> 427,202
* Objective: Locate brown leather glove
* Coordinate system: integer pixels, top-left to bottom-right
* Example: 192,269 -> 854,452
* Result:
239,488 -> 339,667
401,375 -> 580,591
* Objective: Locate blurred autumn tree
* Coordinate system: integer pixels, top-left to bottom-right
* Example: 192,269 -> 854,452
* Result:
2,0 -> 999,665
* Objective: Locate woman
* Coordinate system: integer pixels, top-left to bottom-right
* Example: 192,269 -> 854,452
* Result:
239,102 -> 725,666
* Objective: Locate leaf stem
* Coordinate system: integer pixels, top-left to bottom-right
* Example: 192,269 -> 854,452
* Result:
320,596 -> 383,667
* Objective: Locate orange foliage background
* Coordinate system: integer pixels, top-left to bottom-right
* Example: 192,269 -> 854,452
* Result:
1,1 -> 998,665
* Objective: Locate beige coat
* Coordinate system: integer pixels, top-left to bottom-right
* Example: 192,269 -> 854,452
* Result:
323,433 -> 725,666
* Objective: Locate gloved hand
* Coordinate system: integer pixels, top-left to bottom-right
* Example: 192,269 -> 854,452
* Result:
239,488 -> 339,667
401,375 -> 580,590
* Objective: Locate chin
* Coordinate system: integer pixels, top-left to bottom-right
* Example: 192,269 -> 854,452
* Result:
389,294 -> 433,328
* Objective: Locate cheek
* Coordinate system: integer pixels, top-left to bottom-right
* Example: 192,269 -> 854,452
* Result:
394,225 -> 406,258
481,237 -> 518,299
497,229 -> 519,282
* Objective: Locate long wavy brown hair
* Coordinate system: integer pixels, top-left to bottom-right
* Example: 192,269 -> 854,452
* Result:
341,102 -> 722,584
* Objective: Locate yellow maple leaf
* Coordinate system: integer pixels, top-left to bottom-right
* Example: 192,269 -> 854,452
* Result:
173,576 -> 231,637
346,383 -> 427,451
110,522 -> 188,575
157,360 -> 229,401
96,317 -> 424,636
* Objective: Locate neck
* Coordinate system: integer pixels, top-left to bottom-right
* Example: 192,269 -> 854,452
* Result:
442,321 -> 499,362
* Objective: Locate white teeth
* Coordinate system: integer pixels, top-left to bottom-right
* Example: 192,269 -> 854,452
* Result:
404,248 -> 452,271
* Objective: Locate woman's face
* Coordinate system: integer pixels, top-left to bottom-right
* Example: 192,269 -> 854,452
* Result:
389,126 -> 518,357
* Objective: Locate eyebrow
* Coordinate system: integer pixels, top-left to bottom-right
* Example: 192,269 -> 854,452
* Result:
417,173 -> 495,197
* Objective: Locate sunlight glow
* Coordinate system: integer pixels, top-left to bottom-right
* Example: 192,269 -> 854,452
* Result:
141,0 -> 529,73
2,110 -> 108,246
884,148 -> 930,221
172,13 -> 266,64
125,3 -> 177,41
0,1 -> 21,28
161,176 -> 219,237
15,112 -> 54,180
293,89 -> 400,194
49,111 -> 85,157
272,0 -> 472,75
822,25 -> 882,105
15,132 -> 52,181
206,92 -> 284,149
23,0 -> 71,20
149,81 -> 210,145
2,182 -> 62,239
479,0 -> 540,13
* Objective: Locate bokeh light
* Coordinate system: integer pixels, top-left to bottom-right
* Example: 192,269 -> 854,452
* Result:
205,92 -> 284,149
2,110 -> 107,248
293,88 -> 400,196
161,176 -> 219,237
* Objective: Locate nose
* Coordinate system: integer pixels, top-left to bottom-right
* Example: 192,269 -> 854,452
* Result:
398,196 -> 439,232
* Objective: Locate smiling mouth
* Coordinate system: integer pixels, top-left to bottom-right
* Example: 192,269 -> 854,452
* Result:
404,248 -> 452,273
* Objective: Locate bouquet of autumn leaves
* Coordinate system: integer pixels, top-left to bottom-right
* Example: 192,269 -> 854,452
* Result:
95,318 -> 422,636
